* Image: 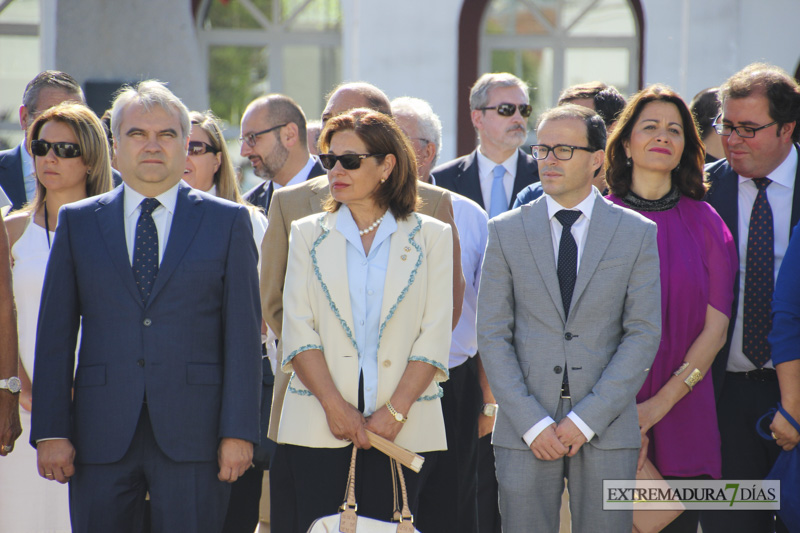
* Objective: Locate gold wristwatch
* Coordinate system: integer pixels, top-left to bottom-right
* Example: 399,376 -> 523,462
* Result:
385,401 -> 407,423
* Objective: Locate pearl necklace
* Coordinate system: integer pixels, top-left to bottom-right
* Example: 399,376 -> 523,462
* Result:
359,213 -> 386,236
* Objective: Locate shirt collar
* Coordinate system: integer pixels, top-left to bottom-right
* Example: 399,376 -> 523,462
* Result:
476,148 -> 519,179
545,186 -> 598,222
274,156 -> 318,191
736,145 -> 798,190
20,142 -> 35,177
335,204 -> 398,252
124,182 -> 181,218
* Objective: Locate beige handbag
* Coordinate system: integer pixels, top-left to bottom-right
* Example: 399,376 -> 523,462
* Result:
307,446 -> 420,533
632,458 -> 685,533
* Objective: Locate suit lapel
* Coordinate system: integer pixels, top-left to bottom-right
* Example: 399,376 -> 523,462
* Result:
146,185 -> 203,306
307,176 -> 330,214
524,201 -> 566,322
712,165 -> 740,250
510,149 -> 538,209
97,187 -> 143,305
570,196 -> 619,316
790,144 -> 800,234
459,152 -> 485,209
377,215 -> 423,348
313,211 -> 357,348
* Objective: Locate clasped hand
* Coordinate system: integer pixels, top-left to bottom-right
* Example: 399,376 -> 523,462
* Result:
530,418 -> 587,461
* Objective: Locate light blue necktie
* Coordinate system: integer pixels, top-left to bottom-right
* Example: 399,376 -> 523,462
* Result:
489,165 -> 507,218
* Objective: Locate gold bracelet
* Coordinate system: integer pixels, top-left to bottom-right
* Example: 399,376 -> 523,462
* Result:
385,401 -> 407,423
673,362 -> 690,377
684,369 -> 703,392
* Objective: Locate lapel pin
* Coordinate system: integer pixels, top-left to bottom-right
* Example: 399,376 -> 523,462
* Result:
404,246 -> 411,252
401,254 -> 407,261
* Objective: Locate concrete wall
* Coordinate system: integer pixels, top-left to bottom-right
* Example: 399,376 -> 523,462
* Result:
55,0 -> 207,112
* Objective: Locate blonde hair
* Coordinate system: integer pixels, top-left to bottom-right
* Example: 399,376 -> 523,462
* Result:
189,110 -> 247,205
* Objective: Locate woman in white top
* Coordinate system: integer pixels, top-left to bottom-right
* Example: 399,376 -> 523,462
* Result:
1,102 -> 113,532
183,110 -> 268,266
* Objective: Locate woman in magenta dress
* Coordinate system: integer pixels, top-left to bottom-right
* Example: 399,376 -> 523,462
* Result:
605,85 -> 737,533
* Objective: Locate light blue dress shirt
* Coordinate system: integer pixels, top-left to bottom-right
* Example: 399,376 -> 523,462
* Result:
336,205 -> 397,416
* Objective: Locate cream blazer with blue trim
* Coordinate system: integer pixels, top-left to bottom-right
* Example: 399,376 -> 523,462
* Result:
279,209 -> 453,452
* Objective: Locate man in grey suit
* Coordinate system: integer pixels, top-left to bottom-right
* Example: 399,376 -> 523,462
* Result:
478,105 -> 661,532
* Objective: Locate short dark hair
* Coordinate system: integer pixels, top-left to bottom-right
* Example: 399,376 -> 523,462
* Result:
557,81 -> 608,104
249,94 -> 309,144
593,87 -> 627,128
606,84 -> 707,200
22,70 -> 84,112
537,104 -> 607,152
319,109 -> 419,219
690,87 -> 720,139
719,63 -> 800,142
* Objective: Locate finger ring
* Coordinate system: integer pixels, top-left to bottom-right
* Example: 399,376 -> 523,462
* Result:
1,445 -> 11,453
772,432 -> 778,439
45,473 -> 54,478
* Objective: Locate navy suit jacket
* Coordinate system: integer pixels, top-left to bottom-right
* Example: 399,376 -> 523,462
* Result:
704,144 -> 800,397
0,145 -> 26,211
30,184 -> 262,464
244,159 -> 326,213
431,148 -> 540,211
0,143 -> 122,212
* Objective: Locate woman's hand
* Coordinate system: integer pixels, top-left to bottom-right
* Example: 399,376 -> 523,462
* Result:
365,405 -> 405,442
323,398 -> 370,449
637,396 -> 670,436
637,432 -> 650,472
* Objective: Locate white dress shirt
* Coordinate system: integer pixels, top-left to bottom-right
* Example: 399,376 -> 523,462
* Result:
522,187 -> 599,446
477,149 -> 518,211
727,147 -> 797,371
123,183 -> 180,265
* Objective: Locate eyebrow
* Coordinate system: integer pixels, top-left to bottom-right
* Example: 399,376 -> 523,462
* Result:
640,118 -> 683,128
125,127 -> 179,136
722,118 -> 761,126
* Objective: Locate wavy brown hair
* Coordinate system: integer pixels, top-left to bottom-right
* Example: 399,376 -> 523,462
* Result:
319,108 -> 420,219
606,84 -> 707,200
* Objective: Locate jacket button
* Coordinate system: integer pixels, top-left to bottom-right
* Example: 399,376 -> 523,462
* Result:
143,318 -> 152,326
554,366 -> 562,374
564,332 -> 573,341
137,359 -> 145,367
383,360 -> 391,368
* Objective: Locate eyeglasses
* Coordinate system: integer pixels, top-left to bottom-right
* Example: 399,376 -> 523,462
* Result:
712,115 -> 778,138
478,103 -> 533,118
319,153 -> 386,170
530,144 -> 596,161
30,140 -> 82,159
238,123 -> 288,147
187,141 -> 219,156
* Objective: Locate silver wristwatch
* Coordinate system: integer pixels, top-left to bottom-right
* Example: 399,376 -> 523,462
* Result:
0,376 -> 21,394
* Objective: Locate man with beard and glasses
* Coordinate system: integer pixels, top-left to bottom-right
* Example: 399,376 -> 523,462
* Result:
240,94 -> 325,214
432,73 -> 540,219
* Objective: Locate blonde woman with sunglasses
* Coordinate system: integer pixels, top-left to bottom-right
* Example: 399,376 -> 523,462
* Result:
0,101 -> 113,532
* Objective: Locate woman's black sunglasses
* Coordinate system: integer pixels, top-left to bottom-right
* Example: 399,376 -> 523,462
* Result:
319,153 -> 385,170
187,141 -> 220,156
30,140 -> 82,159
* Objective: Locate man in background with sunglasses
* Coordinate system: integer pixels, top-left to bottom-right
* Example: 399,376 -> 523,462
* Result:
0,71 -> 84,212
702,63 -> 800,533
432,73 -> 540,222
260,81 -> 465,532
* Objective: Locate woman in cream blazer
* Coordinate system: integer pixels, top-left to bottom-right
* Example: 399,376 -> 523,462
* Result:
276,109 -> 453,531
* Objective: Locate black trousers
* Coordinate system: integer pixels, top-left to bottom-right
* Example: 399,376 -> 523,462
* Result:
416,356 -> 483,533
700,373 -> 788,533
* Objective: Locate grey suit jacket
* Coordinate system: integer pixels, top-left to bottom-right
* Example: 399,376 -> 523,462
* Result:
478,194 -> 661,451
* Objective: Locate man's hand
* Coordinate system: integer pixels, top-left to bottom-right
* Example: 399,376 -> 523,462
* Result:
530,423 -> 569,461
37,438 -> 76,483
217,438 -> 254,483
770,410 -> 800,451
555,417 -> 587,457
0,392 -> 21,456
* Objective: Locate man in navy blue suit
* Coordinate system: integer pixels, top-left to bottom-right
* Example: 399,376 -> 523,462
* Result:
0,71 -> 84,212
31,80 -> 262,533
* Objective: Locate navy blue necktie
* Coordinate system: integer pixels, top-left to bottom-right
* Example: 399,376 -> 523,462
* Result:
133,198 -> 160,304
743,178 -> 774,368
555,210 -> 581,319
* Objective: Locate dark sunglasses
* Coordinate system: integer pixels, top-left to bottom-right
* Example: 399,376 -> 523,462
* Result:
30,140 -> 82,159
187,141 -> 220,156
319,153 -> 386,170
478,103 -> 533,118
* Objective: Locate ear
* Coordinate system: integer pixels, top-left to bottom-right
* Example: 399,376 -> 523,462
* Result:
622,139 -> 631,158
591,149 -> 605,174
381,153 -> 396,180
282,122 -> 299,148
18,105 -> 29,133
213,152 -> 221,174
422,142 -> 437,167
471,109 -> 483,131
780,121 -> 796,143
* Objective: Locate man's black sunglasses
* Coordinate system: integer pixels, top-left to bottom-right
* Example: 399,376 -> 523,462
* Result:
30,140 -> 82,159
319,153 -> 386,170
478,103 -> 533,118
